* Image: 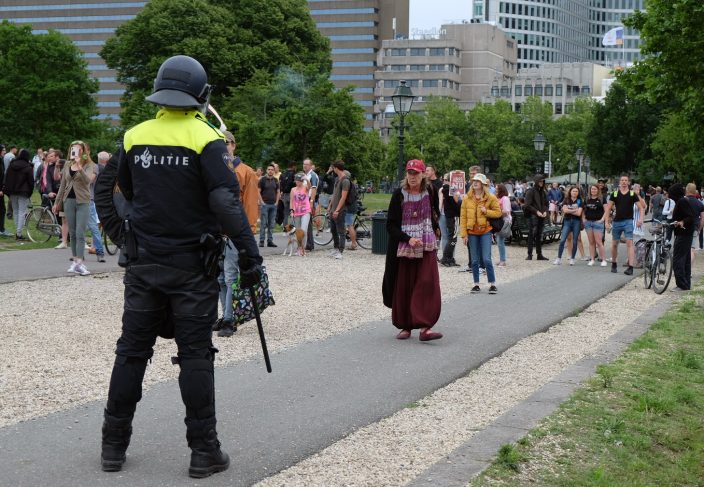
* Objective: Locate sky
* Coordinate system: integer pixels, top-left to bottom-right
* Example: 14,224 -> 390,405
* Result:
409,0 -> 472,37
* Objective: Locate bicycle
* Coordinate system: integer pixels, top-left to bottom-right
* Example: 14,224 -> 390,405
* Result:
312,202 -> 372,250
24,194 -> 62,243
102,225 -> 119,255
643,219 -> 675,294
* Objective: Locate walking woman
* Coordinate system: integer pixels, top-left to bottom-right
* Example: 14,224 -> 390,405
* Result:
382,159 -> 443,341
553,185 -> 583,265
2,149 -> 34,240
495,183 -> 512,266
459,173 -> 501,293
583,184 -> 608,266
289,172 -> 311,256
53,140 -> 97,276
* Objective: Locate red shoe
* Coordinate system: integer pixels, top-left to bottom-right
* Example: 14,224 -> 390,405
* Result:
419,329 -> 443,341
396,329 -> 411,340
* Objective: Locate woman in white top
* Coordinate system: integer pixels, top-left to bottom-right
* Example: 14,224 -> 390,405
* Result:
662,189 -> 675,242
495,184 -> 512,266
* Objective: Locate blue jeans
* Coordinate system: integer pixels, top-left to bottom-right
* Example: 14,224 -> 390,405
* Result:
88,200 -> 104,255
496,234 -> 507,262
217,242 -> 240,322
469,233 -> 495,284
558,218 -> 581,259
259,203 -> 277,243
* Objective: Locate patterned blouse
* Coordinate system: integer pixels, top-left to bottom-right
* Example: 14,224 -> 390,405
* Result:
397,189 -> 437,258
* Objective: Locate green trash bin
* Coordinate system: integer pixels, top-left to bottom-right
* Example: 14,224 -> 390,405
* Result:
371,211 -> 389,255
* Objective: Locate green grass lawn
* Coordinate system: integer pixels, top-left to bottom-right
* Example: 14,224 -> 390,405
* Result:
473,283 -> 704,486
0,194 -> 60,251
359,192 -> 391,214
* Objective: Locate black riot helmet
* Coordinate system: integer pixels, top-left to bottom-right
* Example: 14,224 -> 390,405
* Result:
145,55 -> 212,110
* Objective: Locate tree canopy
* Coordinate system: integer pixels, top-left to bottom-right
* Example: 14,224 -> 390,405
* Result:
0,21 -> 108,150
101,0 -> 331,128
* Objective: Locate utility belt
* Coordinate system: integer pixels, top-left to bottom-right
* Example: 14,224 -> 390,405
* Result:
122,220 -> 225,277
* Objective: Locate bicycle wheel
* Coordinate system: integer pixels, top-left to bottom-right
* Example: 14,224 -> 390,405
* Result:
102,228 -> 119,255
26,207 -> 53,243
355,216 -> 372,250
643,242 -> 654,289
312,214 -> 332,246
652,246 -> 673,294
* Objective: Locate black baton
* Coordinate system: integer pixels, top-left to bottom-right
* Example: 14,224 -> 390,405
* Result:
239,250 -> 272,373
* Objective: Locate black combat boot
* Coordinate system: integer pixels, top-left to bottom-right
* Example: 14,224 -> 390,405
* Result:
101,410 -> 133,472
186,418 -> 230,478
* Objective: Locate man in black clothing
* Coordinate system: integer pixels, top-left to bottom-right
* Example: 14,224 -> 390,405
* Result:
669,183 -> 697,291
523,174 -> 549,260
95,55 -> 262,479
440,178 -> 461,266
280,162 -> 296,227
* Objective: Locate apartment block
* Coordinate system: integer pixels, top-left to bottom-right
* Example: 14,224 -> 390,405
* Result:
307,0 -> 409,127
373,23 -> 517,136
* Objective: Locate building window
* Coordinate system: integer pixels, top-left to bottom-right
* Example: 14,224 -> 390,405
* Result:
390,48 -> 406,56
556,84 -> 563,96
565,103 -> 574,114
545,85 -> 553,96
429,48 -> 445,56
332,48 -> 375,54
515,103 -> 522,112
535,84 -> 543,96
424,79 -> 439,88
310,8 -> 377,15
385,80 -> 400,88
573,86 -> 580,95
316,21 -> 376,28
500,86 -> 509,97
333,61 -> 375,67
390,65 -> 405,71
525,85 -> 533,96
409,64 -> 424,71
429,64 -> 445,71
515,85 -> 522,96
491,85 -> 499,97
442,79 -> 448,87
410,48 -> 425,56
582,86 -> 591,95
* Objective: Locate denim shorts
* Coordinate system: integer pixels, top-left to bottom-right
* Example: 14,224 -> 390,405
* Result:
584,220 -> 604,232
611,219 -> 633,240
345,212 -> 354,226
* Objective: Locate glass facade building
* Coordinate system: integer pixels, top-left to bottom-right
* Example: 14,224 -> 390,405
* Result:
472,0 -> 644,69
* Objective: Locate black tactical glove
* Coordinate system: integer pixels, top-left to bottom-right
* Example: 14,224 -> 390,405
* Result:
239,263 -> 263,289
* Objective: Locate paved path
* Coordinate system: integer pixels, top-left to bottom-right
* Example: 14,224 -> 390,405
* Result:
0,262 -> 635,486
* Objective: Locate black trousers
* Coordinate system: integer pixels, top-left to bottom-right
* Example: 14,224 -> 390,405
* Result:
329,210 -> 346,252
673,233 -> 693,290
527,214 -> 545,257
0,196 -> 5,232
106,250 -> 219,423
442,216 -> 456,263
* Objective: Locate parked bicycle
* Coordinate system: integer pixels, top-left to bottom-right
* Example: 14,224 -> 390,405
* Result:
643,219 -> 675,294
312,201 -> 372,249
24,194 -> 62,243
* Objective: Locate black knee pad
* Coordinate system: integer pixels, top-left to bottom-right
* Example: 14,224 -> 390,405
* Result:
178,347 -> 216,420
107,355 -> 149,417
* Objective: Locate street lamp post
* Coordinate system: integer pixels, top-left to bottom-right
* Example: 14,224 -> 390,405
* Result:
533,132 -> 552,177
575,148 -> 585,188
584,156 -> 591,188
392,80 -> 415,186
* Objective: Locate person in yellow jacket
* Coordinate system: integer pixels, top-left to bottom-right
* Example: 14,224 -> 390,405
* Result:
459,173 -> 502,294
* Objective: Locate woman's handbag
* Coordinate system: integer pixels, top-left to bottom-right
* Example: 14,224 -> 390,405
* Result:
489,217 -> 504,234
232,266 -> 275,325
498,219 -> 513,239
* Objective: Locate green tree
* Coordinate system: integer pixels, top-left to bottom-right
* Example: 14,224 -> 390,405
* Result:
101,0 -> 330,128
0,22 -> 107,150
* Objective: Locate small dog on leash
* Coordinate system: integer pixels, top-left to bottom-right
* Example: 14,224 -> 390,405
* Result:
283,224 -> 306,256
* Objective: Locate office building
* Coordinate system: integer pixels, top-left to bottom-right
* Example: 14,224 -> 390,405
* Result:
1,1 -> 145,122
373,23 -> 517,136
307,0 -> 409,127
471,0 -> 644,69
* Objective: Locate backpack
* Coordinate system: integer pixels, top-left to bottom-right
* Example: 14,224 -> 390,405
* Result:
345,179 -> 358,209
280,171 -> 295,194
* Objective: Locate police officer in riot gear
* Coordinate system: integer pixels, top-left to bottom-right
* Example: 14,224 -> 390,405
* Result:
97,55 -> 262,478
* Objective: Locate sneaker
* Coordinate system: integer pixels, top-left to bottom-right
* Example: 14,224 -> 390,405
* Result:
471,285 -> 481,293
212,318 -> 224,332
67,262 -> 78,273
75,263 -> 91,276
601,260 -> 607,267
569,258 -> 575,266
536,255 -> 549,261
624,266 -> 633,276
670,286 -> 689,292
0,230 -> 12,237
611,263 -> 617,273
488,285 -> 498,294
97,253 -> 106,263
217,321 -> 237,337
267,241 -> 277,248
587,259 -> 595,266
334,252 -> 343,260
553,258 -> 561,265
581,256 -> 591,261
328,249 -> 339,257
55,242 -> 67,249
479,268 -> 486,275
459,265 -> 472,273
